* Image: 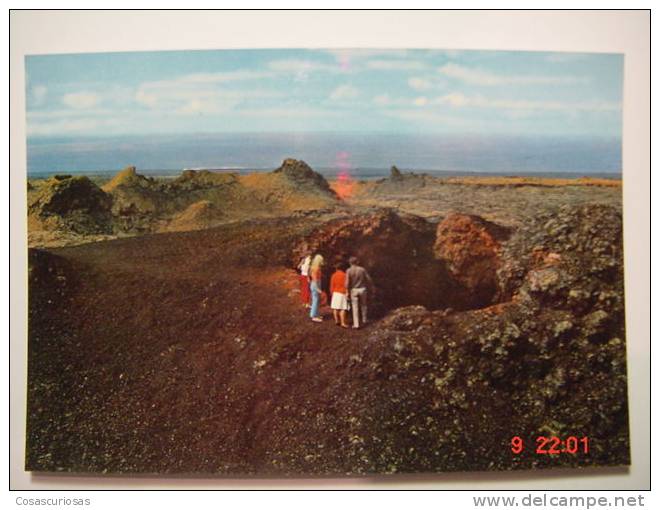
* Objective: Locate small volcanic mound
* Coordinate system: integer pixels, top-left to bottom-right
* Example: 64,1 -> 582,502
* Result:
28,175 -> 113,235
273,158 -> 336,197
169,170 -> 239,191
164,200 -> 223,232
101,166 -> 155,192
102,168 -> 164,233
390,165 -> 404,181
364,166 -> 429,196
27,160 -> 342,248
241,158 -> 339,213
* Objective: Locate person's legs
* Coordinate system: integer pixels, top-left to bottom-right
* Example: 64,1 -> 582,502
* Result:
333,309 -> 339,324
310,282 -> 320,319
340,310 -> 349,327
300,275 -> 310,306
361,289 -> 368,325
350,288 -> 360,327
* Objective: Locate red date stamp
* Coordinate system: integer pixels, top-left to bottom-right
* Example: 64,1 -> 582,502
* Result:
511,436 -> 589,455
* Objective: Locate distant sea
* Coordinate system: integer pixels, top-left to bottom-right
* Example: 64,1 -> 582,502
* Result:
26,132 -> 622,180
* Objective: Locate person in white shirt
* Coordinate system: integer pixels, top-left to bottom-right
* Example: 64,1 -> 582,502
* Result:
297,252 -> 312,308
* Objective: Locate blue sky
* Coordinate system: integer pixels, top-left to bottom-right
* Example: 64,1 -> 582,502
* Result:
25,49 -> 623,139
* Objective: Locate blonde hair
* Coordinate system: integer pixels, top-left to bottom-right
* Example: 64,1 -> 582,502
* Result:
310,254 -> 324,271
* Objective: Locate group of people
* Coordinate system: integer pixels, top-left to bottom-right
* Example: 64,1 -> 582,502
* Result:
297,252 -> 375,329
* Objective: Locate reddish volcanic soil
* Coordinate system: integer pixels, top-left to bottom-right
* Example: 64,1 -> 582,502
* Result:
26,205 -> 630,476
27,218 -> 378,474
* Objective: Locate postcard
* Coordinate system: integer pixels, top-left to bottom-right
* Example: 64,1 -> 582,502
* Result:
24,48 -> 629,475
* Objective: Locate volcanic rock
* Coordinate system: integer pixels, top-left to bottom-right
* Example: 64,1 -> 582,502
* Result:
365,166 -> 428,196
498,203 -> 624,308
273,158 -> 336,196
390,165 -> 403,181
101,166 -> 154,192
102,166 -> 164,232
353,203 -> 629,472
434,212 -> 511,307
28,175 -> 112,235
26,202 -> 628,474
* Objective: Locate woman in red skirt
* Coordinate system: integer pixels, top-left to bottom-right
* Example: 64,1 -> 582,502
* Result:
297,252 -> 312,307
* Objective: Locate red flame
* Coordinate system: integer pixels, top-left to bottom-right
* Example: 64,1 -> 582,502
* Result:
332,151 -> 356,199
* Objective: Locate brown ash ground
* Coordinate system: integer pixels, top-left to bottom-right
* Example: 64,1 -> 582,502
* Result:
26,198 -> 629,475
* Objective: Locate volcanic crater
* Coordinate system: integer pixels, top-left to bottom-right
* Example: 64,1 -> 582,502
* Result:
25,160 -> 629,475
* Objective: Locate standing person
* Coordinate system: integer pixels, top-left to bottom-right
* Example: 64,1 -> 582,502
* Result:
297,251 -> 312,308
330,261 -> 350,328
346,256 -> 375,329
309,254 -> 325,323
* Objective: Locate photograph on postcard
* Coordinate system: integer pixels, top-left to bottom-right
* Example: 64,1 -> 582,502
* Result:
24,48 -> 628,475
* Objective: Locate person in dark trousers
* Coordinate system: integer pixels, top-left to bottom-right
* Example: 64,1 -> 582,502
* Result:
345,256 -> 375,329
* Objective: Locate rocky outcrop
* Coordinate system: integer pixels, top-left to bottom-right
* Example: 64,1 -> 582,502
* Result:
434,212 -> 511,307
364,166 -> 428,196
27,160 -> 346,247
28,175 -> 112,235
273,158 -> 336,197
390,165 -> 403,181
100,166 -> 164,233
101,166 -> 153,193
497,203 -> 624,307
343,203 -> 628,472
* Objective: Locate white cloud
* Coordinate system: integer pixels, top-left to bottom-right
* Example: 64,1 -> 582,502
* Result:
134,74 -> 281,112
135,70 -> 278,109
366,59 -> 428,71
436,92 -> 470,107
438,63 -> 584,86
176,97 -> 239,116
28,118 -> 96,136
177,70 -> 273,84
324,49 -> 409,60
381,108 -> 469,127
267,59 -> 342,82
135,88 -> 158,108
329,85 -> 359,101
373,94 -> 391,106
61,91 -> 100,109
238,106 -> 342,118
545,53 -> 585,63
442,49 -> 464,59
27,108 -> 114,119
31,85 -> 47,105
267,59 -> 338,74
408,77 -> 433,91
27,117 -> 120,137
435,92 -> 620,112
323,50 -> 427,73
413,96 -> 429,106
371,94 -> 415,108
